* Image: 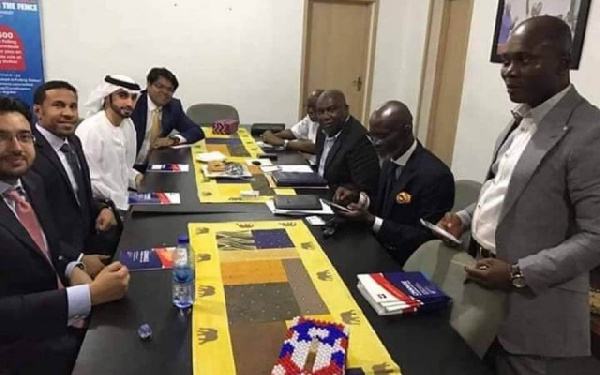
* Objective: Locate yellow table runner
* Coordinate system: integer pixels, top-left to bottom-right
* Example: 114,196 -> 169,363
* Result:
192,128 -> 295,203
190,220 -> 401,375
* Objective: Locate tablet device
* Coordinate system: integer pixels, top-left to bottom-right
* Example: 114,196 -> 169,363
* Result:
321,199 -> 351,213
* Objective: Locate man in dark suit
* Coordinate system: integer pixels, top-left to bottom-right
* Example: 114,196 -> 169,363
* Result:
0,97 -> 130,374
132,67 -> 205,170
334,101 -> 454,265
31,81 -> 121,274
315,90 -> 380,197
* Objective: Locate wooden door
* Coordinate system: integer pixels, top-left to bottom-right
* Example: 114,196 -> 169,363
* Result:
420,0 -> 474,165
301,0 -> 377,125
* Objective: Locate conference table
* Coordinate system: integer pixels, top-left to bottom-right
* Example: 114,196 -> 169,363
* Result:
73,145 -> 493,375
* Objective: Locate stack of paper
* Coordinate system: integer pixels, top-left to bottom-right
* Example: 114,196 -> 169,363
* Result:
257,140 -> 284,150
357,271 -> 451,316
147,164 -> 189,173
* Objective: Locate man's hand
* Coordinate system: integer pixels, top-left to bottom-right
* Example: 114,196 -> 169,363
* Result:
89,262 -> 130,306
135,174 -> 144,190
70,266 -> 93,286
333,186 -> 360,206
152,137 -> 176,149
465,258 -> 511,290
261,132 -> 285,146
95,208 -> 117,231
436,212 -> 466,246
82,254 -> 111,278
336,202 -> 375,224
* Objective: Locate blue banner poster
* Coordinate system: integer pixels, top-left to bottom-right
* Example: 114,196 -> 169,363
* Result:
0,0 -> 43,106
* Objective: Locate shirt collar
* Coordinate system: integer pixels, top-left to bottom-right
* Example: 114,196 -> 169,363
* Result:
322,116 -> 351,140
512,85 -> 572,124
35,124 -> 68,152
0,178 -> 23,196
392,139 -> 417,166
147,95 -> 160,112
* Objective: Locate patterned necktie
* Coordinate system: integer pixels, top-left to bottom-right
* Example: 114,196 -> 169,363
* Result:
149,108 -> 162,146
60,143 -> 87,205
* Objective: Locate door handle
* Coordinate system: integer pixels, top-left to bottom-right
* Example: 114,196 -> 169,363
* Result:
352,76 -> 362,92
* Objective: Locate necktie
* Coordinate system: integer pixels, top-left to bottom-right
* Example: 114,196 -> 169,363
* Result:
149,108 -> 162,146
5,188 -> 50,258
60,143 -> 87,205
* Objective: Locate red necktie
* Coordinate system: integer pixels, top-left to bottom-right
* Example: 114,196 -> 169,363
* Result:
5,188 -> 64,288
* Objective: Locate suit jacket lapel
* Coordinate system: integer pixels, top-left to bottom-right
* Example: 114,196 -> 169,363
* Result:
34,130 -> 78,200
134,92 -> 149,154
0,183 -> 52,266
500,88 -> 583,221
324,118 -> 352,172
487,118 -> 520,180
383,146 -> 421,216
161,105 -> 172,136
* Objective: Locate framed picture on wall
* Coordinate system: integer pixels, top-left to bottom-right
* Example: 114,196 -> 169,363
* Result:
490,0 -> 592,69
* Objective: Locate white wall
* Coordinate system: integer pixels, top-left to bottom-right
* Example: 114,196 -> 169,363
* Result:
40,0 -> 429,126
452,0 -> 600,180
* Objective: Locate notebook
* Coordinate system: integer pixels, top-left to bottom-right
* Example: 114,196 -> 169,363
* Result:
271,171 -> 327,187
273,195 -> 322,210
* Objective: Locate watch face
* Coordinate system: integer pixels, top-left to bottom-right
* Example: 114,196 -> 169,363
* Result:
512,276 -> 527,288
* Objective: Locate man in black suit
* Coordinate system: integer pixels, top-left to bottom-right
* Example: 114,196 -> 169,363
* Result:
315,90 -> 380,197
334,101 -> 455,265
132,67 -> 205,170
0,97 -> 130,374
31,81 -> 119,275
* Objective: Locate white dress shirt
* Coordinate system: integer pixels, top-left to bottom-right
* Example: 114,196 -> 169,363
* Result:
317,117 -> 350,177
0,179 -> 90,325
290,115 -> 319,142
468,86 -> 571,253
75,111 -> 140,210
358,139 -> 418,232
135,96 -> 187,165
35,124 -> 80,203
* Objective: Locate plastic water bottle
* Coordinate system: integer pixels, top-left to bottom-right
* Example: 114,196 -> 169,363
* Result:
172,235 -> 195,309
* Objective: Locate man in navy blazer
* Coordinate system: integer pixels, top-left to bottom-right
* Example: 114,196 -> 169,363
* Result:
131,67 -> 204,170
334,101 -> 454,266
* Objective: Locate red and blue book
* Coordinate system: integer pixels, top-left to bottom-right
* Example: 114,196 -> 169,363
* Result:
119,247 -> 175,271
357,271 -> 451,316
147,164 -> 189,173
128,192 -> 181,205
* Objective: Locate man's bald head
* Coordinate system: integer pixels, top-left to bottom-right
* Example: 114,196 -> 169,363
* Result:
316,90 -> 349,136
370,100 -> 413,132
501,16 -> 571,106
512,15 -> 572,58
369,100 -> 415,160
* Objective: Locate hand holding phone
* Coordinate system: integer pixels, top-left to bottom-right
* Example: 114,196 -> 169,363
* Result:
321,199 -> 351,213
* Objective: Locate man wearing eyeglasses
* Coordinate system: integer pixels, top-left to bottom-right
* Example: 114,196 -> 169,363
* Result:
0,97 -> 130,374
132,67 -> 205,170
333,100 -> 454,265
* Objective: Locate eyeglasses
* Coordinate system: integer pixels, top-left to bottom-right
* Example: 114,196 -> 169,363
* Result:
0,132 -> 36,146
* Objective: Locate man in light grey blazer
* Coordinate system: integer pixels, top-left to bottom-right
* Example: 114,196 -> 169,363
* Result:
437,16 -> 600,375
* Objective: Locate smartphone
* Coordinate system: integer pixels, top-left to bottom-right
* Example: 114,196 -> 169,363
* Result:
420,218 -> 462,245
258,153 -> 278,160
321,199 -> 351,213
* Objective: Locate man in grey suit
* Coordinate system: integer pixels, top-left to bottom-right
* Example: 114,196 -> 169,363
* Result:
437,16 -> 600,375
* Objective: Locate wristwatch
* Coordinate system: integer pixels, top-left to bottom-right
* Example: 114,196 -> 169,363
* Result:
510,263 -> 527,289
168,135 -> 181,146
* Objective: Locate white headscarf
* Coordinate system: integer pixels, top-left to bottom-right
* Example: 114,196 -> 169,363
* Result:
83,75 -> 141,118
